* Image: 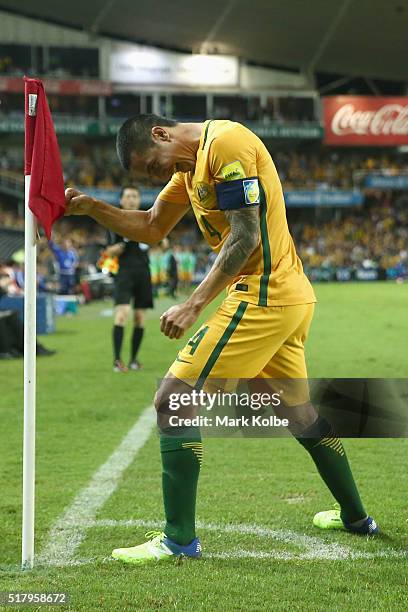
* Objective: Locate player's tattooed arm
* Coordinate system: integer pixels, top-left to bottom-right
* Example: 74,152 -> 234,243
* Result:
215,208 -> 260,276
160,207 -> 260,338
181,208 -> 259,313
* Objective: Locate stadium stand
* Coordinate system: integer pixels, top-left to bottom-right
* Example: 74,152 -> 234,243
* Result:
2,182 -> 407,288
1,145 -> 408,190
0,227 -> 24,261
1,41 -> 407,288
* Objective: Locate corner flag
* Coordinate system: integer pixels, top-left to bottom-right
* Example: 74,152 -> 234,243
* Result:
22,77 -> 65,569
24,77 -> 66,238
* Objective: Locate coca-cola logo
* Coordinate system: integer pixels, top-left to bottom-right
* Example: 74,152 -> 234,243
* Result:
331,103 -> 408,136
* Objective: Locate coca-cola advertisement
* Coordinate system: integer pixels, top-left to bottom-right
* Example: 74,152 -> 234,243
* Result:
323,96 -> 408,146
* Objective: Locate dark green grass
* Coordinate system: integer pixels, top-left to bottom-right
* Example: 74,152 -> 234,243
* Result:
0,283 -> 407,611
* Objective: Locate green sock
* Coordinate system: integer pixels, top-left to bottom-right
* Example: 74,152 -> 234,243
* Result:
297,417 -> 366,524
160,429 -> 202,545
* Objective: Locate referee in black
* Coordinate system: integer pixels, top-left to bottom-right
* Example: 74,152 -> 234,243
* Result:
106,186 -> 153,372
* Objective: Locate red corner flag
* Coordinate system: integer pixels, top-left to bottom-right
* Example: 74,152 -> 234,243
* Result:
24,77 -> 65,238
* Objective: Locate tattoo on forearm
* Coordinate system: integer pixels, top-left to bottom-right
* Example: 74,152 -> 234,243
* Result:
215,208 -> 260,276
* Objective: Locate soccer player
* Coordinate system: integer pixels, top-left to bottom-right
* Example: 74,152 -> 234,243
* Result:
65,115 -> 378,563
105,185 -> 153,372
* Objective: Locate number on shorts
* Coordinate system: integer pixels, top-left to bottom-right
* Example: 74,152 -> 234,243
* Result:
187,326 -> 209,355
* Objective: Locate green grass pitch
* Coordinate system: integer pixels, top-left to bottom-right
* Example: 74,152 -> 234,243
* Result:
0,282 -> 407,611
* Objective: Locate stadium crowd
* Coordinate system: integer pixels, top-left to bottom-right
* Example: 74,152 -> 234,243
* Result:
60,148 -> 408,191
1,143 -> 407,292
275,150 -> 408,189
1,145 -> 407,192
293,193 -> 408,275
0,198 -> 211,300
1,188 -> 407,294
0,205 -> 24,230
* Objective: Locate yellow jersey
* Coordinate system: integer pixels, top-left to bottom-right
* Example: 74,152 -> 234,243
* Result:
159,119 -> 316,307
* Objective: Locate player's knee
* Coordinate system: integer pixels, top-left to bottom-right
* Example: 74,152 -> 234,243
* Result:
154,389 -> 164,413
154,376 -> 194,415
282,401 -> 319,436
154,384 -> 177,433
154,383 -> 173,415
154,384 -> 177,415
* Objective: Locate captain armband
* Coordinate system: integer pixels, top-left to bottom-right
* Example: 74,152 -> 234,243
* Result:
215,177 -> 261,210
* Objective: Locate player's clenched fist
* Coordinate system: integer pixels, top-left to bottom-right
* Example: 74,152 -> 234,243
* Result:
160,302 -> 200,339
65,188 -> 94,216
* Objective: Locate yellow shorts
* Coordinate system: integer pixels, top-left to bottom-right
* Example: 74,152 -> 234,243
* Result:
169,297 -> 315,405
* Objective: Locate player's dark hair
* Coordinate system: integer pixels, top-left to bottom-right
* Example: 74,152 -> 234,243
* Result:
116,114 -> 178,171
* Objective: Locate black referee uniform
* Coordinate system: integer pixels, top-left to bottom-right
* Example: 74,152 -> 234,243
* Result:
109,231 -> 153,369
111,234 -> 153,308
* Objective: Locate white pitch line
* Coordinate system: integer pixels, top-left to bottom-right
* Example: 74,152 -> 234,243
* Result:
90,518 -> 351,560
38,405 -> 407,566
86,518 -> 408,561
207,549 -> 408,561
37,405 -> 156,566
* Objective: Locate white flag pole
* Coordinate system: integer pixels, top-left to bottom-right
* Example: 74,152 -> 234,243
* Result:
22,113 -> 37,569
